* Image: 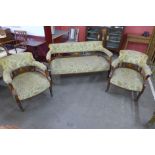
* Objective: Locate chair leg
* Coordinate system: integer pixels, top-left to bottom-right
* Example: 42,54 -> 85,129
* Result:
134,86 -> 145,102
49,85 -> 53,97
49,75 -> 53,97
107,70 -> 110,79
15,97 -> 24,112
105,80 -> 111,92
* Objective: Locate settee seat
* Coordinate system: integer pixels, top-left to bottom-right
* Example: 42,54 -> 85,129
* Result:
51,55 -> 110,75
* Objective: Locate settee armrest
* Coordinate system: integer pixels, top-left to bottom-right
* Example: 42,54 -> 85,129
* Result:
142,64 -> 152,79
112,58 -> 119,68
31,61 -> 47,71
46,50 -> 52,62
3,69 -> 12,84
101,47 -> 113,58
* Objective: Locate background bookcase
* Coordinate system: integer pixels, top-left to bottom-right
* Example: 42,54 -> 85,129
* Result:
86,26 -> 124,52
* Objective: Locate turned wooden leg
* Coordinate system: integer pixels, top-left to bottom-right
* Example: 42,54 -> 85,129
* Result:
15,97 -> 24,112
49,85 -> 53,97
134,86 -> 145,102
8,84 -> 24,111
105,80 -> 111,92
49,76 -> 53,97
107,70 -> 110,79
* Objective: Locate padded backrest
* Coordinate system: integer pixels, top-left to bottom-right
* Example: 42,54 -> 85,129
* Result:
0,52 -> 34,71
49,41 -> 104,54
119,50 -> 148,67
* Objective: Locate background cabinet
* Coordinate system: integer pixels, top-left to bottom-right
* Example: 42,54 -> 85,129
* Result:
86,26 -> 124,52
106,26 -> 124,52
86,26 -> 103,41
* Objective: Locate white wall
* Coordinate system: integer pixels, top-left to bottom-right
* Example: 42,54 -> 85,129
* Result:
5,26 -> 45,36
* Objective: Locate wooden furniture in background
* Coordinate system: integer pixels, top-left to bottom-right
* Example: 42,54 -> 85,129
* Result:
106,26 -> 124,52
147,27 -> 155,63
0,28 -> 14,46
86,26 -> 124,52
44,26 -> 52,44
124,34 -> 151,52
52,29 -> 69,43
86,26 -> 102,41
26,39 -> 46,60
8,30 -> 27,54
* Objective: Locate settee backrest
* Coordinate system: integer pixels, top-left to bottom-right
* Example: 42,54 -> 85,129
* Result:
49,41 -> 106,54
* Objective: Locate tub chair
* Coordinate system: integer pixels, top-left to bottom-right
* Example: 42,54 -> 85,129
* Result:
106,50 -> 152,101
0,52 -> 52,111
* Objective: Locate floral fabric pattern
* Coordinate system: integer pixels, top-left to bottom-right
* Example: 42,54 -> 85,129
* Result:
46,41 -> 113,61
110,68 -> 144,91
0,52 -> 35,70
51,55 -> 110,74
12,72 -> 50,100
119,50 -> 148,67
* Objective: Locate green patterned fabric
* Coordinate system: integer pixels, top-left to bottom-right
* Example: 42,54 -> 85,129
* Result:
12,72 -> 50,100
119,50 -> 148,67
51,55 -> 110,74
110,68 -> 144,91
0,52 -> 35,70
32,61 -> 47,71
47,41 -> 113,61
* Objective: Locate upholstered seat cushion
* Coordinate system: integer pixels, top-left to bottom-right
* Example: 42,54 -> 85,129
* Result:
12,72 -> 50,100
110,68 -> 144,91
51,55 -> 110,74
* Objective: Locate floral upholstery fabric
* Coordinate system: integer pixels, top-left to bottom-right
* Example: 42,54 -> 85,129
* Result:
119,50 -> 148,67
0,52 -> 35,71
12,72 -> 50,100
51,55 -> 110,74
31,61 -> 47,71
47,41 -> 113,61
110,68 -> 144,91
